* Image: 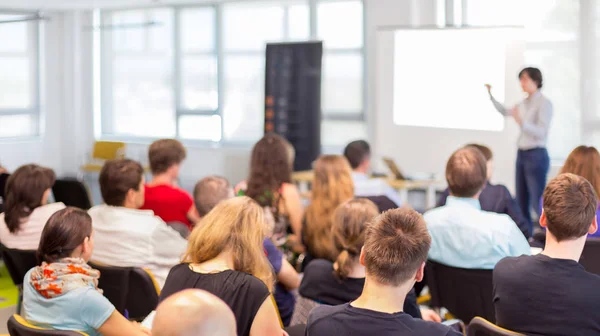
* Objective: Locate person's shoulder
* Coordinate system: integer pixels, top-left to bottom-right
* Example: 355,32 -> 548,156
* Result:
304,259 -> 334,275
229,271 -> 270,296
494,255 -> 532,275
307,304 -> 348,326
423,206 -> 447,222
410,319 -> 462,336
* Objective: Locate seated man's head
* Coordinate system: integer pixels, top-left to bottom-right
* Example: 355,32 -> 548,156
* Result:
465,143 -> 493,181
541,173 -> 598,243
152,289 -> 236,336
149,139 -> 187,180
361,208 -> 431,290
193,176 -> 234,218
99,159 -> 145,209
344,140 -> 371,174
446,147 -> 487,198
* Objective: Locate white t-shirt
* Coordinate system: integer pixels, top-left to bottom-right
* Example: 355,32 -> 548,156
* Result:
0,202 -> 66,250
88,205 -> 187,288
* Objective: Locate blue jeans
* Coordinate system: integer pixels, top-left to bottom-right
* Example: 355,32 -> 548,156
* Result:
516,148 -> 550,234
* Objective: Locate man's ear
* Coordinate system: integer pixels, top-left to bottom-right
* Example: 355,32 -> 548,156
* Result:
589,216 -> 598,235
359,247 -> 366,267
415,262 -> 425,282
539,209 -> 548,229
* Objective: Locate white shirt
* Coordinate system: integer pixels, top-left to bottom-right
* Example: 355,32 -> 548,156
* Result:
88,205 -> 187,288
351,172 -> 403,207
0,202 -> 66,250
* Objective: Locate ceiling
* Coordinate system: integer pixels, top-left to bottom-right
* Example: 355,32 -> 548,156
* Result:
0,0 -> 220,11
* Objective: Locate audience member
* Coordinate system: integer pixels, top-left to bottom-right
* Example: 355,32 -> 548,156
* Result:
141,139 -> 199,230
160,196 -> 285,336
152,289 -> 237,336
539,145 -> 600,238
494,174 -> 600,335
0,164 -> 64,249
306,208 -> 461,336
23,207 -> 149,336
343,140 -> 402,207
193,175 -> 300,326
89,159 -> 186,288
303,155 -> 354,269
437,144 -> 530,238
298,199 -> 432,324
239,134 -> 303,244
0,164 -> 7,175
425,147 -> 530,269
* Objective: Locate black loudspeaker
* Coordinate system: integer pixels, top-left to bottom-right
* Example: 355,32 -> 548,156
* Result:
265,42 -> 323,172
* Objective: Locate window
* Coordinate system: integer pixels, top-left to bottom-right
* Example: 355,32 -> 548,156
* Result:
466,0 -> 581,160
98,1 -> 366,147
0,12 -> 40,138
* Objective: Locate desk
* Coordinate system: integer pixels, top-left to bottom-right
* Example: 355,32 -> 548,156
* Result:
292,170 -> 444,209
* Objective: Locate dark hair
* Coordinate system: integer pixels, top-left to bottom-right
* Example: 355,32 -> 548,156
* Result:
37,207 -> 93,264
465,144 -> 493,161
364,208 -> 431,286
193,176 -> 233,216
519,67 -> 543,89
246,134 -> 292,207
343,140 -> 371,170
332,199 -> 379,280
99,159 -> 144,206
543,173 -> 597,242
446,147 -> 487,198
148,139 -> 187,175
4,164 -> 56,234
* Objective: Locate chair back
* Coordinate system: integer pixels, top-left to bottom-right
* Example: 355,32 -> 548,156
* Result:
91,141 -> 126,161
0,244 -> 38,287
467,317 -> 523,336
88,262 -> 159,321
51,179 -> 92,210
0,173 -> 9,199
580,238 -> 600,275
362,195 -> 398,212
290,296 -> 322,326
426,260 -> 494,323
7,314 -> 88,335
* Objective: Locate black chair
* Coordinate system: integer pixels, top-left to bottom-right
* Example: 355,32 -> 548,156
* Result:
362,195 -> 398,212
467,317 -> 523,336
7,314 -> 88,336
579,238 -> 600,275
88,262 -> 160,321
426,260 -> 494,324
0,243 -> 38,314
0,173 -> 10,213
52,178 -> 92,210
284,324 -> 306,336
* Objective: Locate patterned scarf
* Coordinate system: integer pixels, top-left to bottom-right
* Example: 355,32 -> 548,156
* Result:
29,258 -> 102,299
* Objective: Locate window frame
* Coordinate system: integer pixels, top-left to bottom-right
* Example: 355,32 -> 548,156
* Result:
0,9 -> 41,140
97,0 -> 366,146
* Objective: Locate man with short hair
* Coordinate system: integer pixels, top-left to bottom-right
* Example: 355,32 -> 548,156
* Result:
141,139 -> 199,230
494,174 -> 600,335
89,159 -> 186,288
343,140 -> 402,207
152,289 -> 237,336
424,147 -> 530,269
193,176 -> 234,218
306,208 -> 461,336
437,144 -> 530,238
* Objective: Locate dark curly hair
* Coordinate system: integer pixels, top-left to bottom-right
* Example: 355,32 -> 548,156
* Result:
245,134 -> 293,207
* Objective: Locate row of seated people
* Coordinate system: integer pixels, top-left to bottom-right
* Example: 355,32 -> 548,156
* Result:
0,134 -> 599,335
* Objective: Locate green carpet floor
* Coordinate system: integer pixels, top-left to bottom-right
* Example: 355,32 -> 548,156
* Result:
0,265 -> 18,309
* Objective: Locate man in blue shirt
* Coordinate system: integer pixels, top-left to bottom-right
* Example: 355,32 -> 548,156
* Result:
343,140 -> 402,208
424,147 -> 530,269
437,144 -> 531,238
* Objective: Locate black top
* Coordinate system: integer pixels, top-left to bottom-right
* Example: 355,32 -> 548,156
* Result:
300,259 -> 422,319
437,182 -> 530,238
160,264 -> 270,336
307,303 -> 461,336
494,254 -> 600,336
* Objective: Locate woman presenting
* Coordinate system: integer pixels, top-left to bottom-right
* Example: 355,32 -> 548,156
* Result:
486,67 -> 552,236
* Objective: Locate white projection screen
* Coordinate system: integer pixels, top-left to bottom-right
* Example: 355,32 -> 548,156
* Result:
393,28 -> 524,132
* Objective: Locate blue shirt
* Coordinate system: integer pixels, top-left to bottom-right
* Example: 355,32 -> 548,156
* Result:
351,172 -> 402,207
263,238 -> 295,326
22,269 -> 115,336
438,182 -> 531,238
424,196 -> 530,269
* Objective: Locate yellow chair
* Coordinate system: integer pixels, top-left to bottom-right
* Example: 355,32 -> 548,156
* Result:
7,314 -> 88,335
467,317 -> 523,336
80,141 -> 126,173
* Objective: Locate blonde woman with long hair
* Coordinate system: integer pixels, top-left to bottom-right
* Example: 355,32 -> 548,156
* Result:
302,155 -> 354,270
159,196 -> 284,336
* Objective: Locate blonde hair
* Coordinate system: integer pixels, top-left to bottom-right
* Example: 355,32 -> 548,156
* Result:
304,155 -> 354,261
332,199 -> 379,279
184,196 -> 274,292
